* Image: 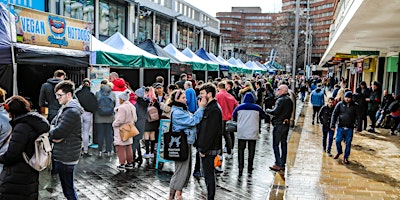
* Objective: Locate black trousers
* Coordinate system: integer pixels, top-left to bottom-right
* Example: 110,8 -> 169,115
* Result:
368,109 -> 378,129
222,121 -> 233,154
312,106 -> 321,122
357,111 -> 368,131
238,139 -> 256,172
201,154 -> 216,200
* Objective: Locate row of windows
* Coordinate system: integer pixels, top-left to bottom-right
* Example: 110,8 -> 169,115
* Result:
310,3 -> 334,11
245,29 -> 272,33
245,16 -> 272,20
244,35 -> 270,40
221,20 -> 241,25
314,20 -> 332,26
245,22 -> 272,26
313,45 -> 328,50
313,28 -> 330,34
221,27 -> 237,31
312,12 -> 333,19
316,36 -> 329,41
218,15 -> 242,19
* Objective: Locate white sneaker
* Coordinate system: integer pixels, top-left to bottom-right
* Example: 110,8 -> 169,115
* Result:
149,153 -> 154,158
143,153 -> 150,158
223,147 -> 227,153
225,154 -> 233,160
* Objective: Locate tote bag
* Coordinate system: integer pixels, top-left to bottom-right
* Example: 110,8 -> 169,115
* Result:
163,112 -> 189,161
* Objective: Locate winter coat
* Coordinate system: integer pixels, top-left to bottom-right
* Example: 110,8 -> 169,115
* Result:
144,100 -> 161,132
318,105 -> 334,129
264,88 -> 275,109
266,93 -> 293,126
368,89 -> 381,112
331,100 -> 358,129
256,87 -> 265,107
94,85 -> 116,124
50,99 -> 84,164
310,88 -> 325,107
112,101 -> 137,146
75,86 -> 98,113
185,88 -> 198,113
0,112 -> 49,200
0,107 -> 12,173
354,87 -> 370,115
381,94 -> 394,112
170,106 -> 204,145
239,87 -> 256,103
232,93 -> 266,140
134,97 -> 148,136
196,100 -> 223,155
216,90 -> 238,121
38,78 -> 62,121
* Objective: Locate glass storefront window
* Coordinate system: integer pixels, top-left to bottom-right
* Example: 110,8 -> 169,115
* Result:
99,0 -> 126,37
155,17 -> 171,46
138,14 -> 153,43
59,0 -> 95,33
188,30 -> 194,51
177,26 -> 187,49
210,36 -> 219,54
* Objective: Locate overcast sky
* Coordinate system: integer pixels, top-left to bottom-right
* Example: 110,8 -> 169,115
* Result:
183,0 -> 282,17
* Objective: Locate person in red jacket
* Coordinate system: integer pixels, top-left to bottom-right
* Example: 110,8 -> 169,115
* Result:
216,82 -> 238,158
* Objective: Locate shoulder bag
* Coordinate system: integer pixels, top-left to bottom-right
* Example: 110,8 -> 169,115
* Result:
119,105 -> 139,141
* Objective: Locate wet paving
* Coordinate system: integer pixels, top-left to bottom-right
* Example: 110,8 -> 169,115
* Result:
39,100 -> 305,200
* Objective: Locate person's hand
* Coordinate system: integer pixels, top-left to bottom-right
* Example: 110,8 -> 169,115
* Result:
199,98 -> 207,108
52,138 -> 64,143
365,98 -> 370,102
331,128 -> 335,131
199,152 -> 205,157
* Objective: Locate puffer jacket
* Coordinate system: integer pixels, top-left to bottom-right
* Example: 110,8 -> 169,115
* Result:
75,86 -> 98,113
112,101 -> 137,146
94,85 -> 116,124
232,93 -> 266,140
0,112 -> 49,200
50,99 -> 84,164
331,100 -> 358,129
266,93 -> 293,125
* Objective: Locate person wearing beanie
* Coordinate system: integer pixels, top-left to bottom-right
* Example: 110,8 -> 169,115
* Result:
112,89 -> 137,171
133,86 -> 147,166
110,72 -> 127,108
331,91 -> 358,164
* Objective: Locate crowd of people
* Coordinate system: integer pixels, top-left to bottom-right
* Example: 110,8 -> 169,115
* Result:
0,69 -> 399,200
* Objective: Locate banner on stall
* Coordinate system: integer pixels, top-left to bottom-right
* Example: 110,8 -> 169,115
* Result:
12,5 -> 90,51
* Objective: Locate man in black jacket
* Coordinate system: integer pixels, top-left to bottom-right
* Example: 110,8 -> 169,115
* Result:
39,69 -> 66,122
50,80 -> 84,200
266,84 -> 293,171
197,83 -> 223,200
318,97 -> 335,156
331,92 -> 358,164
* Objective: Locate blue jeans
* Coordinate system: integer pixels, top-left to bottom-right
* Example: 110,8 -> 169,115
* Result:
335,127 -> 353,159
301,91 -> 306,101
322,127 -> 334,152
272,124 -> 290,168
96,123 -> 113,153
54,161 -> 78,200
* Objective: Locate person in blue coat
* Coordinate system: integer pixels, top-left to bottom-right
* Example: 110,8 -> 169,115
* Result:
310,84 -> 325,125
184,81 -> 198,113
232,93 -> 266,176
168,89 -> 207,200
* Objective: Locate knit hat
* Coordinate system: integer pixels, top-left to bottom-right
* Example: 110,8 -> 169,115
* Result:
344,91 -> 353,99
119,89 -> 130,101
135,87 -> 145,98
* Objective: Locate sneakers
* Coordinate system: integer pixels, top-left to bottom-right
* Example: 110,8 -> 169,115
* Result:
326,151 -> 332,157
333,153 -> 340,159
193,171 -> 201,178
225,154 -> 233,160
143,153 -> 151,159
367,128 -> 376,133
269,164 -> 284,171
125,163 -> 134,169
344,158 -> 350,164
82,152 -> 92,158
222,147 -> 227,153
312,121 -> 315,125
117,164 -> 126,171
98,152 -> 102,158
149,153 -> 155,158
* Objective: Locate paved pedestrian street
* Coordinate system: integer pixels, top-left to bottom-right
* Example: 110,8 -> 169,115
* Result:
39,97 -> 400,199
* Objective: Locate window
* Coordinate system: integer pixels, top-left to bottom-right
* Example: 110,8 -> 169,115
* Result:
58,0 -> 95,33
155,17 -> 171,46
99,0 -> 126,37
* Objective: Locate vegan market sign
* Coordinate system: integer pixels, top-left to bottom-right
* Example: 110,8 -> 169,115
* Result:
13,5 -> 91,51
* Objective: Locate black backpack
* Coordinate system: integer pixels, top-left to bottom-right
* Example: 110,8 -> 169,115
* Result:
97,93 -> 114,116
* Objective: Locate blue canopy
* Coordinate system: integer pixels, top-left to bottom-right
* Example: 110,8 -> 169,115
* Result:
195,48 -> 229,71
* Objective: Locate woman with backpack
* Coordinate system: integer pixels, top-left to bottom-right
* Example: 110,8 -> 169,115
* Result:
94,80 -> 116,157
143,87 -> 161,160
0,95 -> 50,199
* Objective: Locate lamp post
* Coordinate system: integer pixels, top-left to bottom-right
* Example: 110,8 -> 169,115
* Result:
292,0 -> 300,91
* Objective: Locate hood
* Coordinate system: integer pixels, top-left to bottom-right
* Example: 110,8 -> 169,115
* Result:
100,85 -> 112,95
65,99 -> 85,114
11,112 -> 50,134
243,93 -> 255,103
47,78 -> 62,85
112,78 -> 127,92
